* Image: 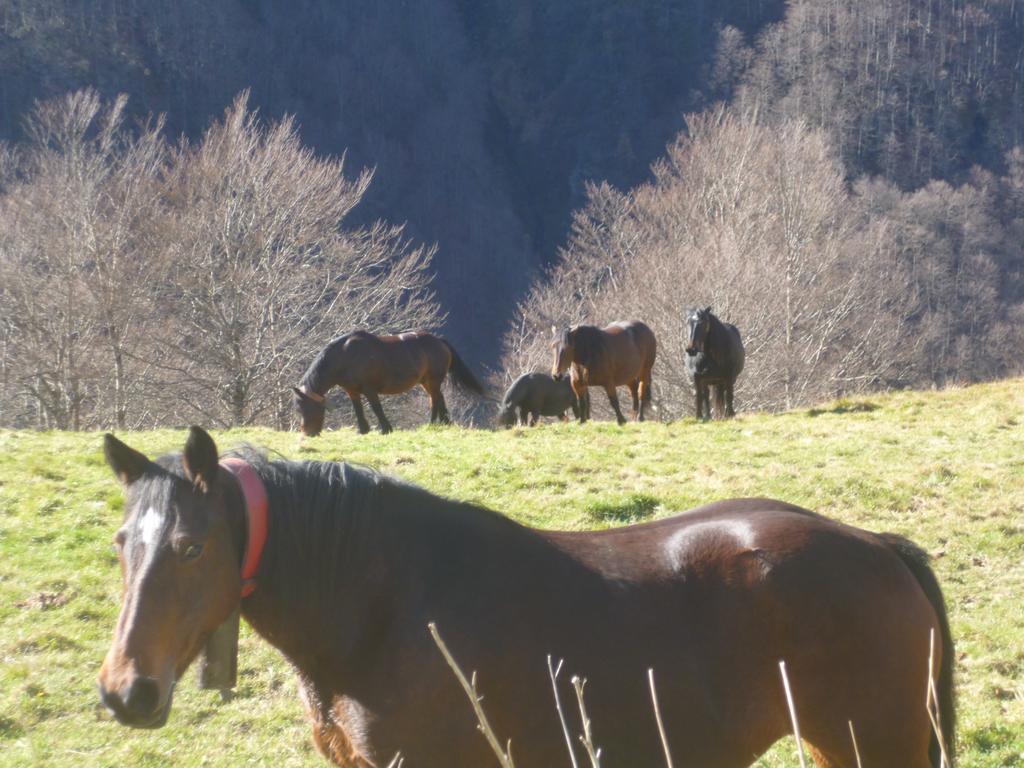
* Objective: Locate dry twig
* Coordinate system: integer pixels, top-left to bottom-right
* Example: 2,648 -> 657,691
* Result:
778,660 -> 809,768
648,668 -> 675,768
847,720 -> 862,768
428,622 -> 515,768
926,628 -> 952,768
571,676 -> 602,768
547,656 -> 580,768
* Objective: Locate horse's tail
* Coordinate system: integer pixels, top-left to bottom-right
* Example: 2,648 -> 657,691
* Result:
442,341 -> 486,396
879,533 -> 956,766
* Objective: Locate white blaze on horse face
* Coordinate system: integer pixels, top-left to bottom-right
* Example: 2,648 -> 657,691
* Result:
664,519 -> 757,573
139,507 -> 164,549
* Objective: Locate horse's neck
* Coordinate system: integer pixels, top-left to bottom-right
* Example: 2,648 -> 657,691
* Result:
239,477 -> 386,674
576,330 -> 602,368
708,318 -> 727,358
303,356 -> 334,395
304,338 -> 349,394
239,478 -> 533,685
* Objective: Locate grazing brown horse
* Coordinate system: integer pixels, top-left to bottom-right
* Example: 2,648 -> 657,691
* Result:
99,427 -> 955,768
293,330 -> 484,435
552,321 -> 657,424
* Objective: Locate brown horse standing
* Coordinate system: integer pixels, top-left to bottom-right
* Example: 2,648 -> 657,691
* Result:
293,330 -> 484,435
99,427 -> 955,768
553,321 -> 657,424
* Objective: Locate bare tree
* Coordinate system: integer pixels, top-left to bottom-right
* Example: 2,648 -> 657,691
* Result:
155,92 -> 442,427
0,90 -> 170,429
0,90 -> 443,430
0,91 -> 113,428
502,108 -> 915,417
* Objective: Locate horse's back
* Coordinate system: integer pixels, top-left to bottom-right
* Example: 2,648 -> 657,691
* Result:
342,491 -> 943,767
606,319 -> 655,345
541,499 -> 942,764
547,497 -> 942,684
624,319 -> 657,364
335,330 -> 444,392
558,497 -> 924,591
501,372 -> 542,405
601,320 -> 657,377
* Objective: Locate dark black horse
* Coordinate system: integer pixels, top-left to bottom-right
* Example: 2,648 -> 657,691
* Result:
684,307 -> 745,420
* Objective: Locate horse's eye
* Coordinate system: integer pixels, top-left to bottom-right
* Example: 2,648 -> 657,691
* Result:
182,543 -> 204,561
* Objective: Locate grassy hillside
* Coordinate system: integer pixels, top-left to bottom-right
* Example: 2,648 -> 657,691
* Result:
0,380 -> 1021,767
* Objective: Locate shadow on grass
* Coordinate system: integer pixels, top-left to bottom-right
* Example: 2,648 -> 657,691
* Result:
807,400 -> 880,417
0,715 -> 24,740
586,493 -> 659,524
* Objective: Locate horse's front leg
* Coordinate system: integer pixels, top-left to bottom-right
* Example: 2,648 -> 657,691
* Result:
605,385 -> 627,425
694,382 -> 704,421
346,390 -> 372,434
572,382 -> 588,424
365,392 -> 393,434
697,382 -> 711,421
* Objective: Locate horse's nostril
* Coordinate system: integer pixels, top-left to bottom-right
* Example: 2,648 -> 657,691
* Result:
124,677 -> 161,718
99,683 -> 126,715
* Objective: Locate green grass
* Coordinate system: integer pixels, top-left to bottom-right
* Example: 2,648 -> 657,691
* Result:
1,380 -> 1022,767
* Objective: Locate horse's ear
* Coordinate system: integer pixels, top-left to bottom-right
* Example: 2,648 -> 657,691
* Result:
183,426 -> 219,494
104,434 -> 151,485
704,306 -> 712,314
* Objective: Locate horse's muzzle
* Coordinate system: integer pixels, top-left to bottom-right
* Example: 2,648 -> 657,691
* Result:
99,678 -> 174,729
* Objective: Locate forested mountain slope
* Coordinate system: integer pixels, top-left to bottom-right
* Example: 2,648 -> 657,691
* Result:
0,0 -> 778,363
2,0 -> 1021,364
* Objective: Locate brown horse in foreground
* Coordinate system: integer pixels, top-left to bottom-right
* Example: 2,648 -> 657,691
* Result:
99,428 -> 954,768
553,321 -> 657,424
293,330 -> 484,436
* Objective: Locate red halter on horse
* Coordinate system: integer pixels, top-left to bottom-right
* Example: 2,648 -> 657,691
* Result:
99,427 -> 955,767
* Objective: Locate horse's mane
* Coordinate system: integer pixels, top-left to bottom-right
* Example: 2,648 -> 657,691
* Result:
224,447 -> 523,610
224,446 -> 399,607
299,334 -> 351,393
570,325 -> 607,368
